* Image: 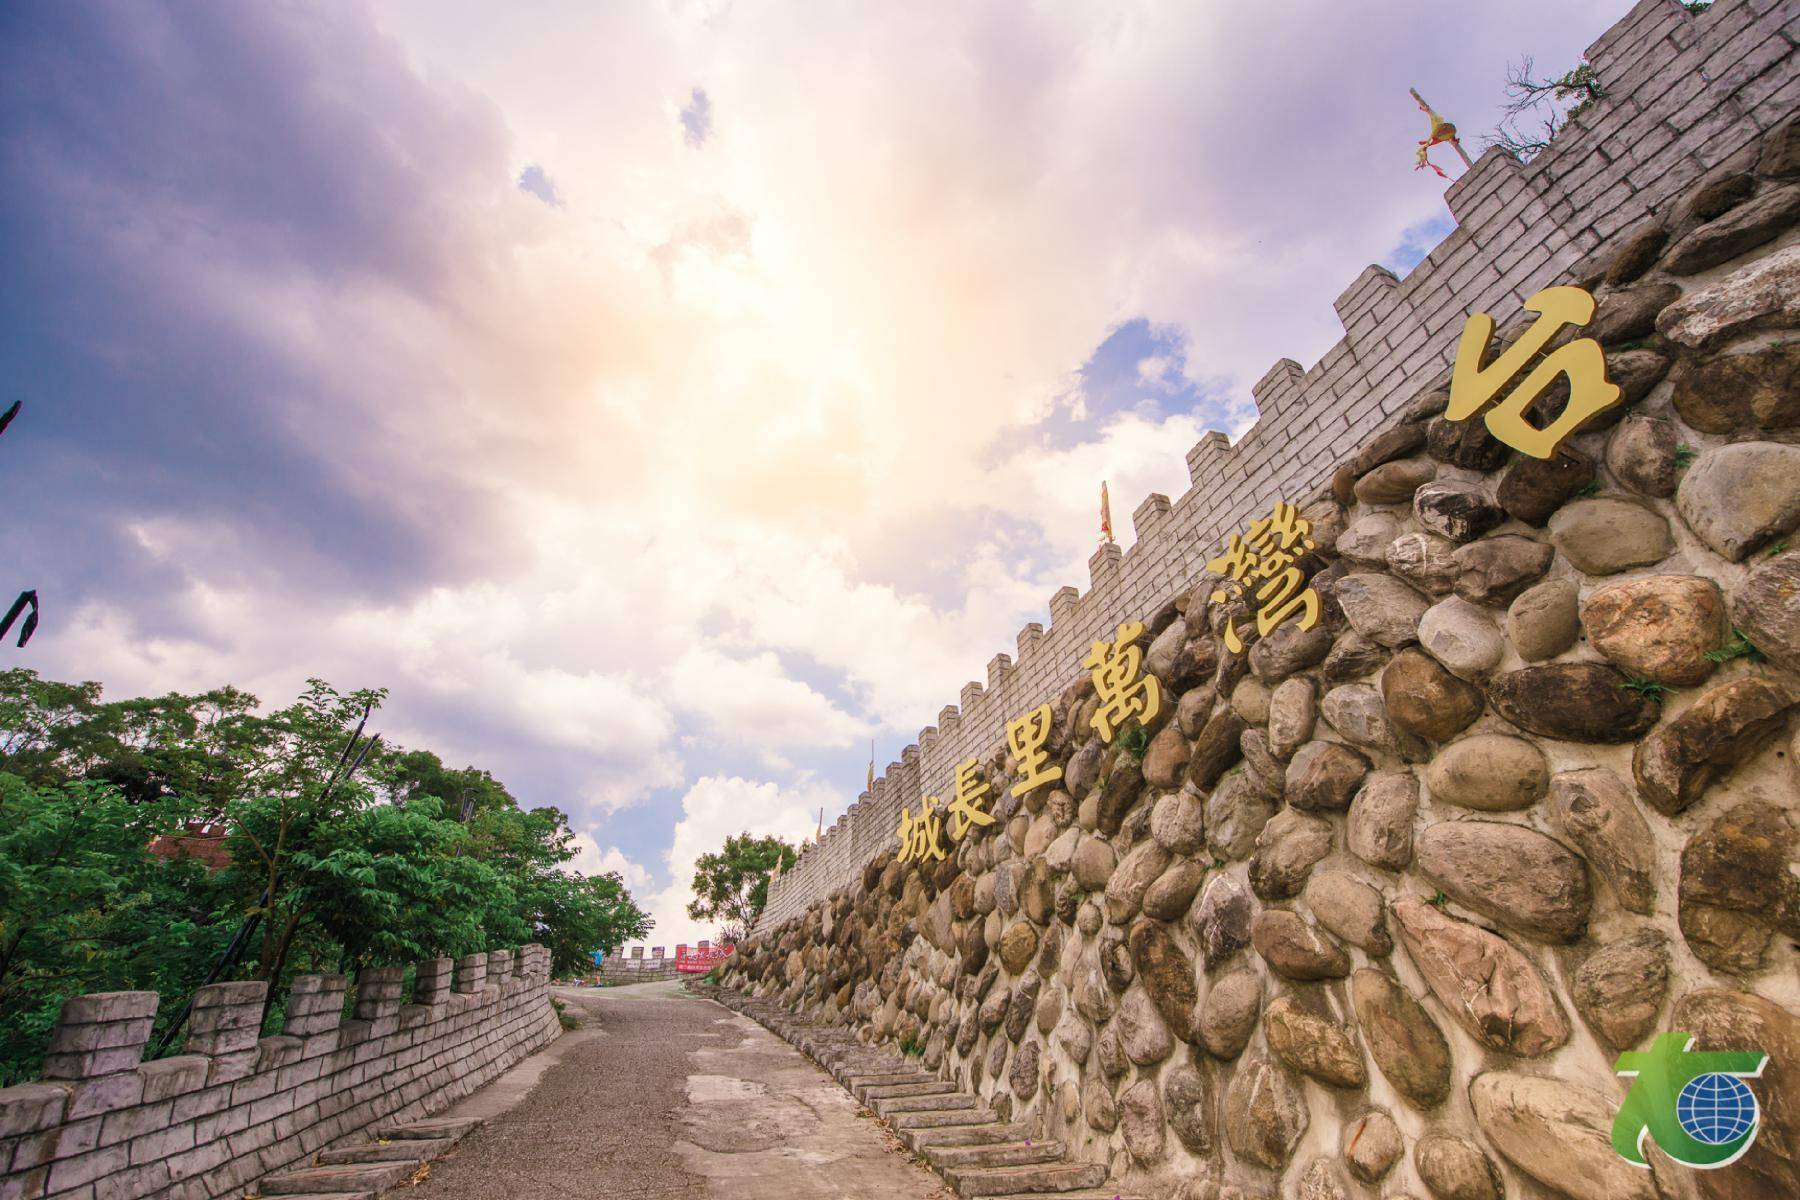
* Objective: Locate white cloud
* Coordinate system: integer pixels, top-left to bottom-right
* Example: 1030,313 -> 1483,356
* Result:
666,645 -> 867,748
1136,354 -> 1176,389
563,830 -> 655,893
641,774 -> 837,948
21,0 -> 1632,960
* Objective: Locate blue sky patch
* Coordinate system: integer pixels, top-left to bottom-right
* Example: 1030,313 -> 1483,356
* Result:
1383,212 -> 1455,275
680,87 -> 712,147
517,163 -> 563,206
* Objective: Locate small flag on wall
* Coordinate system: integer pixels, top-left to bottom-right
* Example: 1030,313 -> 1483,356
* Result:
1100,481 -> 1115,545
1411,87 -> 1473,179
867,739 -> 875,792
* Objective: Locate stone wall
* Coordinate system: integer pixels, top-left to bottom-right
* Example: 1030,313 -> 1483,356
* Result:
595,957 -> 681,984
0,945 -> 558,1200
724,15 -> 1800,1199
760,0 -> 1800,930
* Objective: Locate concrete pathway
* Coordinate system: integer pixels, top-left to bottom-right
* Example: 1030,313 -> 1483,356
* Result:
402,979 -> 948,1200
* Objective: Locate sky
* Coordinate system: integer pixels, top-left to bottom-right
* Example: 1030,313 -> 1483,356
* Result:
0,0 -> 1630,950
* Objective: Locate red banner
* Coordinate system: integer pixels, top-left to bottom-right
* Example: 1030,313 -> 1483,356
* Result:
675,944 -> 735,973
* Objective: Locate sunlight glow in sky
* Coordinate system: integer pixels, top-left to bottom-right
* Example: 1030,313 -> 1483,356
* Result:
0,0 -> 1627,947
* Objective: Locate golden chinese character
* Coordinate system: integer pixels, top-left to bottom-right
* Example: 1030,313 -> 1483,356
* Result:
1083,621 -> 1161,743
1006,703 -> 1063,797
946,759 -> 996,840
1208,501 -> 1321,653
895,796 -> 948,864
1448,285 -> 1622,459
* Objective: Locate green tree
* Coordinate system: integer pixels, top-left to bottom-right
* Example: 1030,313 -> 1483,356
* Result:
687,833 -> 797,934
450,798 -> 651,973
0,775 -> 231,1083
379,747 -> 517,821
0,669 -> 655,1078
531,870 -> 651,975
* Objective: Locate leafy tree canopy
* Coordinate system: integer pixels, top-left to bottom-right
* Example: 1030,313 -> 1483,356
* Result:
687,832 -> 797,934
0,669 -> 649,1085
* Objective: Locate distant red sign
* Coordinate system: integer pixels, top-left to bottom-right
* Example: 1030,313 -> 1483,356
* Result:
676,944 -> 735,973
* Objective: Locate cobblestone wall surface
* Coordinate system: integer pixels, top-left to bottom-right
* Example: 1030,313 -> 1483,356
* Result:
0,945 -> 557,1200
724,6 -> 1800,1198
761,0 -> 1800,930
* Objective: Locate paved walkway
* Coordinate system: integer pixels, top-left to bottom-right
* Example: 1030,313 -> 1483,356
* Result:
404,980 -> 947,1200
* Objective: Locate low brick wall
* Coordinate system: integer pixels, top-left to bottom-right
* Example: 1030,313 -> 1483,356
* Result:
593,958 -> 681,984
0,945 -> 559,1200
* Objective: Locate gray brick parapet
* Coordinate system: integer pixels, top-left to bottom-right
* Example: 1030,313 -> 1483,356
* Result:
757,0 -> 1800,931
410,958 -> 453,1008
41,992 -> 159,1083
0,943 -> 557,1200
454,952 -> 487,995
353,967 -> 408,1022
183,980 -> 266,1059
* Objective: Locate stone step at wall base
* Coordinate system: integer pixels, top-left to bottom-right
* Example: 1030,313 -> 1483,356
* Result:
871,1091 -> 976,1117
260,1160 -> 420,1195
710,986 -> 1130,1200
848,1068 -> 939,1090
843,1062 -> 920,1076
834,1048 -> 908,1068
315,1136 -> 454,1165
889,1106 -> 1000,1131
942,1161 -> 1110,1197
860,1080 -> 957,1103
371,1116 -> 484,1141
926,1140 -> 1066,1170
833,1048 -> 899,1066
902,1122 -> 1034,1152
844,1067 -> 921,1089
845,1071 -> 930,1092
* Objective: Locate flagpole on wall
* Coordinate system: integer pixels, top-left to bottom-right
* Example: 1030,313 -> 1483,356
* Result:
1411,87 -> 1475,173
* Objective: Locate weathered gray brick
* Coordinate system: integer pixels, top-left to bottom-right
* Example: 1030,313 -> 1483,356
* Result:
95,1158 -> 169,1200
200,1051 -> 257,1086
43,1143 -> 126,1192
61,1075 -> 142,1125
124,1122 -> 193,1166
0,1084 -> 72,1139
133,1059 -> 206,1108
94,1099 -> 170,1150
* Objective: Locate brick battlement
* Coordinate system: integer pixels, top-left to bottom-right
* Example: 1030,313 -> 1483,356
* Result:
0,945 -> 557,1200
760,0 -> 1800,928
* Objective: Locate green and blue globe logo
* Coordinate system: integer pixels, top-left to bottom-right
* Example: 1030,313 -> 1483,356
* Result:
1676,1072 -> 1759,1147
1614,1031 -> 1769,1169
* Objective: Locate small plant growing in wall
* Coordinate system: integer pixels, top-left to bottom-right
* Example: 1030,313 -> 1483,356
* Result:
550,997 -> 579,1031
1706,629 -> 1767,665
1674,443 -> 1698,469
1429,890 -> 1451,910
898,1033 -> 924,1058
1486,56 -> 1605,160
1116,720 -> 1150,761
1623,676 -> 1669,700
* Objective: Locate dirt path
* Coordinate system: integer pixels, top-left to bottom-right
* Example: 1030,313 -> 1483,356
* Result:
404,980 -> 945,1200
